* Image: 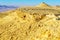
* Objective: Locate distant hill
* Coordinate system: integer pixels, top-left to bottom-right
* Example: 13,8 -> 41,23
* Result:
36,2 -> 51,8
0,5 -> 18,12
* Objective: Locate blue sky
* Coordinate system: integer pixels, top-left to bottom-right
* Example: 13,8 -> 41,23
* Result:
0,0 -> 60,6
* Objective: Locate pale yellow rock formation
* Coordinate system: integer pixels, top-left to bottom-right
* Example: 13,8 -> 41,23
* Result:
0,2 -> 60,40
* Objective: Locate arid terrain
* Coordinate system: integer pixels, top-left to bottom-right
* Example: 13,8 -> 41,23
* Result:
0,2 -> 60,40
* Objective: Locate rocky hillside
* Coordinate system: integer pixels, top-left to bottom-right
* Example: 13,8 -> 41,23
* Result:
0,2 -> 60,40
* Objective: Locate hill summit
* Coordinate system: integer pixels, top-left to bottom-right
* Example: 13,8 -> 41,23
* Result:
36,2 -> 51,8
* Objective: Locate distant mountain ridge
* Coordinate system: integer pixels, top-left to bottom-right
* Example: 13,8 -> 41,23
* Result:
0,5 -> 18,8
0,5 -> 18,12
